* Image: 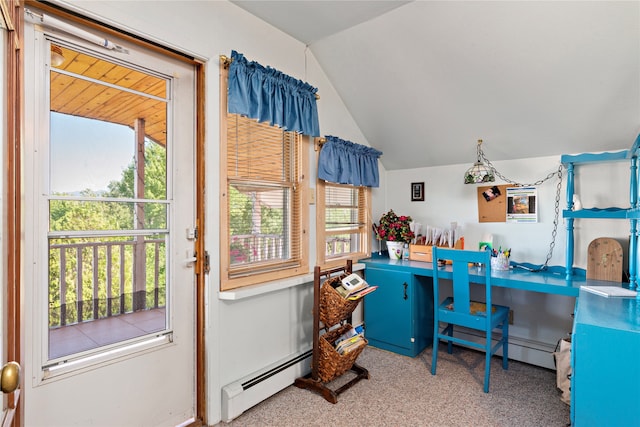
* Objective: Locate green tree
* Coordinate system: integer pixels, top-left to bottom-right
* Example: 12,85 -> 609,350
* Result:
229,185 -> 254,235
49,140 -> 168,326
108,140 -> 167,229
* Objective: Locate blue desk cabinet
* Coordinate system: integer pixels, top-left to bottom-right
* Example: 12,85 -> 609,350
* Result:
571,289 -> 640,426
363,266 -> 433,357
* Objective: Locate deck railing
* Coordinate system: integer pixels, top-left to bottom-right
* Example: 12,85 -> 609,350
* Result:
48,234 -> 353,327
48,238 -> 165,328
230,234 -> 284,264
326,236 -> 352,257
230,234 -> 354,265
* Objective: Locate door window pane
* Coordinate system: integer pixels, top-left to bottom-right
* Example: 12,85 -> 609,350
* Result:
47,44 -> 169,360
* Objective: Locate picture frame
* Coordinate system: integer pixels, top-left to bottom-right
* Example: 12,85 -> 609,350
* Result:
411,182 -> 424,201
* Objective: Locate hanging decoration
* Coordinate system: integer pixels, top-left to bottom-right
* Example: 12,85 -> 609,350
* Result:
464,139 -> 495,184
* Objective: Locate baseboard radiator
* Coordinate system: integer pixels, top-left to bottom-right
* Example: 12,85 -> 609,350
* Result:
451,329 -> 557,369
221,349 -> 312,422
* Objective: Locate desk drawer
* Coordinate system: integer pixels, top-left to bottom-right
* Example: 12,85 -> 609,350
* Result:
409,244 -> 432,262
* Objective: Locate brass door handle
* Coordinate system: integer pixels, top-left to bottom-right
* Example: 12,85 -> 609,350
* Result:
0,362 -> 20,393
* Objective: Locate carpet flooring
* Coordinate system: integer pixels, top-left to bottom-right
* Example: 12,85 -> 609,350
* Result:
218,344 -> 570,427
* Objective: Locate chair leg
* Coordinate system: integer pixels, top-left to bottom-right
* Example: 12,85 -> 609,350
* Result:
484,333 -> 491,393
445,324 -> 453,354
431,340 -> 438,375
502,320 -> 509,370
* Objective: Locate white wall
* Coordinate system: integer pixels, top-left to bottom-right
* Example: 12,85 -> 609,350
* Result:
28,1 -> 635,425
383,154 -> 631,270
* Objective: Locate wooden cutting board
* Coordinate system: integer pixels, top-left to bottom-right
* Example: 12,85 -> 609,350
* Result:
587,237 -> 623,282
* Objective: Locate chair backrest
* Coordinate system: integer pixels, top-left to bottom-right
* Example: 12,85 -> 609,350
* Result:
432,247 -> 493,321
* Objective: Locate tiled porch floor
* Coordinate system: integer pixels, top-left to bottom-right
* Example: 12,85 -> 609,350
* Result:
49,308 -> 166,359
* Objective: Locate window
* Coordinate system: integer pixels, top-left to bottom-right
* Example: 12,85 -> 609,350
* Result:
220,70 -> 309,291
316,180 -> 371,268
46,43 -> 172,363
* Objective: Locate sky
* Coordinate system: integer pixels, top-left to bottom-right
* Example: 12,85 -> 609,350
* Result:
50,112 -> 135,194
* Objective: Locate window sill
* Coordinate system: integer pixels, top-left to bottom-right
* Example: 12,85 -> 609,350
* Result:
218,262 -> 365,301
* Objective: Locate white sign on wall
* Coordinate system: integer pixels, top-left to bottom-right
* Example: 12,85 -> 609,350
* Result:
506,187 -> 538,223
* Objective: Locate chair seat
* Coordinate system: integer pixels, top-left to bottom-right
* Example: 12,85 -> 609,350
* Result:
438,296 -> 509,331
441,297 -> 509,316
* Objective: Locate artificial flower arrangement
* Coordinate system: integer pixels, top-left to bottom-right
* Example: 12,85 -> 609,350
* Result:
374,209 -> 415,243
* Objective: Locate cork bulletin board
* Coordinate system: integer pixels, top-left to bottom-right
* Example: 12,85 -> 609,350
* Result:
477,184 -> 510,223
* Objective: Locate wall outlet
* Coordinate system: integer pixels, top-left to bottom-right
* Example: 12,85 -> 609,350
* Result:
509,309 -> 514,325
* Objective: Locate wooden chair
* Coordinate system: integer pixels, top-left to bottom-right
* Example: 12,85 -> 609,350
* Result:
430,247 -> 509,393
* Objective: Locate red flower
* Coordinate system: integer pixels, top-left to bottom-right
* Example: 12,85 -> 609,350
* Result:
375,209 -> 414,243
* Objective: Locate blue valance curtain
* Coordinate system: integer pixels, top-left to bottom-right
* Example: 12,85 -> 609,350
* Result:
227,50 -> 320,137
318,136 -> 383,187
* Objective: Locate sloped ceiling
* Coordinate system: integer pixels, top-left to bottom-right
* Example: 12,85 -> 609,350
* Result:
231,1 -> 640,170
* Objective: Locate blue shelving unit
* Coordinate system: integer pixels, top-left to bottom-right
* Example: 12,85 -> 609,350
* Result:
561,134 -> 640,289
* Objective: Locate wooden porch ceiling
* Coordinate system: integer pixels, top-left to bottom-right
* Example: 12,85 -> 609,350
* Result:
50,44 -> 167,146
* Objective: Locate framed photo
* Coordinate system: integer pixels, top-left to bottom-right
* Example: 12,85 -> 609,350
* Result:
411,182 -> 424,201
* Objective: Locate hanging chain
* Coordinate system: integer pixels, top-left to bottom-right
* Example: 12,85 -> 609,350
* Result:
535,164 -> 564,272
480,150 -> 559,187
480,148 -> 564,271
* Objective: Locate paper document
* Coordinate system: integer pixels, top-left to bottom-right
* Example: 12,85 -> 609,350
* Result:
581,285 -> 637,298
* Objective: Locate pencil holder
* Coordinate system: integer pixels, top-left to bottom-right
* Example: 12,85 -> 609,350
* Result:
491,255 -> 510,271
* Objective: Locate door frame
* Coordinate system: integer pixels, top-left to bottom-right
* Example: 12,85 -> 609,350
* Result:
3,0 -> 22,425
20,1 -> 207,424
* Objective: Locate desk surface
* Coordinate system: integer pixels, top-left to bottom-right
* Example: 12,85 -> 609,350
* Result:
360,256 -> 621,297
575,288 -> 640,330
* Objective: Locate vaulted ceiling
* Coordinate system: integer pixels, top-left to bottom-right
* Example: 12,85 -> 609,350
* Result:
231,1 -> 640,171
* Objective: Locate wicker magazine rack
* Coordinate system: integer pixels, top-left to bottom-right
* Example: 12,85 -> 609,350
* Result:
294,260 -> 370,403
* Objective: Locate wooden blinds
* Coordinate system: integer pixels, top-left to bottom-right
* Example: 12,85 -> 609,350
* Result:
225,113 -> 302,275
324,183 -> 366,234
226,113 -> 293,181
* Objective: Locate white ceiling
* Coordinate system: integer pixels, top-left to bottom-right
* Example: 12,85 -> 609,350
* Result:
231,1 -> 640,171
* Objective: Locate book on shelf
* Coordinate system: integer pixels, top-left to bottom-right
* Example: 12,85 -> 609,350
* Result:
333,325 -> 366,354
581,285 -> 637,298
334,285 -> 350,298
335,325 -> 364,343
336,337 -> 366,355
346,285 -> 378,300
334,282 -> 378,300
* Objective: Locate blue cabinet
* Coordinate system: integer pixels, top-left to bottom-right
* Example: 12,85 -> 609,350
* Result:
571,289 -> 640,426
363,266 -> 433,357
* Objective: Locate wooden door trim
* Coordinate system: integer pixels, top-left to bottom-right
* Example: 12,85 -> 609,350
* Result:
5,1 -> 23,425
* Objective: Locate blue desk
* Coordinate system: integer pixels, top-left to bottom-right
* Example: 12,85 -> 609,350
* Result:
360,257 -> 618,298
362,255 -> 637,425
359,255 -> 618,357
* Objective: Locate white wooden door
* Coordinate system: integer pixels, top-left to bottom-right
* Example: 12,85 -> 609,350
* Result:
23,14 -> 196,426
